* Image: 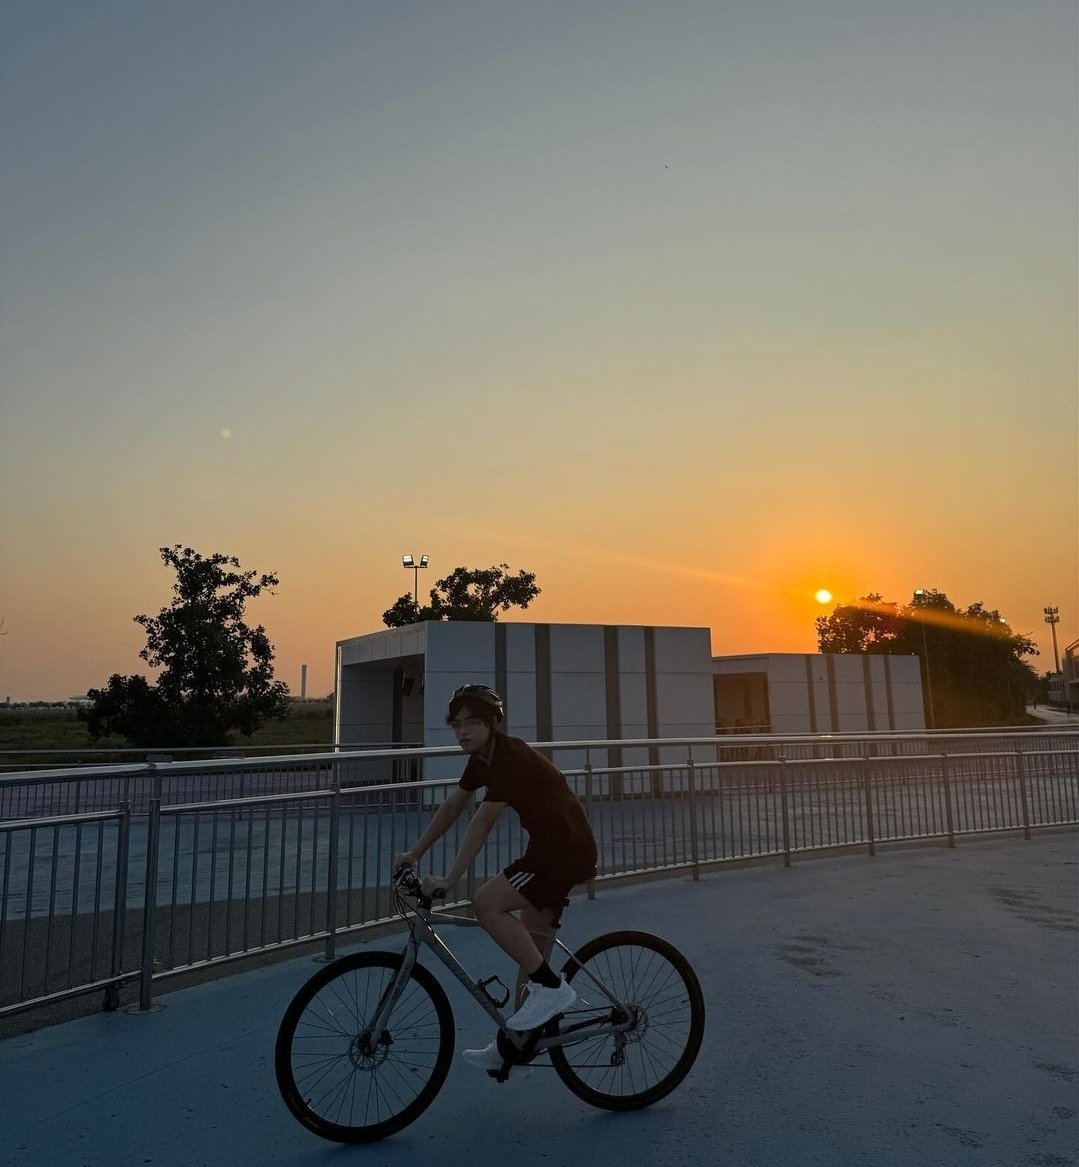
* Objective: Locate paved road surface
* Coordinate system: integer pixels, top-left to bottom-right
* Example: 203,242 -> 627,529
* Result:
1,834 -> 1076,1167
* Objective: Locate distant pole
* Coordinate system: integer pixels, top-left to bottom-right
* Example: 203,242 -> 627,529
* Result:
301,664 -> 307,701
920,620 -> 936,730
1043,607 -> 1060,673
913,590 -> 936,730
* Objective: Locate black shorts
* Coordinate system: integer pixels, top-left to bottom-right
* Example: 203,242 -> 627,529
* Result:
503,852 -> 597,922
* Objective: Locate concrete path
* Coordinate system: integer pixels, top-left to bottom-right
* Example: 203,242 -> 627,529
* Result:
1028,705 -> 1079,726
1,834 -> 1076,1167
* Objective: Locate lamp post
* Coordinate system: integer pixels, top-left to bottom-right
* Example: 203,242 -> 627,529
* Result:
402,554 -> 429,604
913,589 -> 936,730
1043,606 -> 1061,673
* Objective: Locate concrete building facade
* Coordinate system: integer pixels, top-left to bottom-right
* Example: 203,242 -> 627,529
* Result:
713,652 -> 926,734
335,623 -> 929,782
1050,638 -> 1078,713
336,621 -> 717,778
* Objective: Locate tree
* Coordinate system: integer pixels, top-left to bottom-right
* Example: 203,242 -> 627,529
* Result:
815,589 -> 1039,727
383,564 -> 540,627
815,593 -> 901,653
79,546 -> 290,747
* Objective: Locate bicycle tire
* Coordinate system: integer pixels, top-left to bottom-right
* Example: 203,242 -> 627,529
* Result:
550,930 -> 704,1111
275,950 -> 454,1143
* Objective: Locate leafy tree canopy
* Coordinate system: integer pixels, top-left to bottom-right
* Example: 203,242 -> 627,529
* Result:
815,592 -> 901,654
79,546 -> 290,747
383,564 -> 540,627
815,589 -> 1039,727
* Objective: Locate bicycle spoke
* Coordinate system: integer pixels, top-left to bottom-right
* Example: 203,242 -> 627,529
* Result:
277,953 -> 454,1142
550,932 -> 704,1110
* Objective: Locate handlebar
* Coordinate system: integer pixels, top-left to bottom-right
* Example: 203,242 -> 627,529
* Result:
392,862 -> 446,906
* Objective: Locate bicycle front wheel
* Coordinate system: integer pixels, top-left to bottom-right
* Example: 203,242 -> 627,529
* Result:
550,930 -> 704,1111
275,951 -> 454,1143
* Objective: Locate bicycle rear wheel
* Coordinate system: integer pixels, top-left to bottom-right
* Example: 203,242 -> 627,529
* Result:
275,951 -> 453,1143
550,930 -> 704,1110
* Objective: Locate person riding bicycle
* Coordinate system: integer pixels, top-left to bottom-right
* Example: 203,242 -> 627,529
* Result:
393,683 -> 598,1073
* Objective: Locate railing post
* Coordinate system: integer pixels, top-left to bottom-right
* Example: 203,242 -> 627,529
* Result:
1015,749 -> 1032,842
138,767 -> 162,1011
863,754 -> 876,858
463,781 -> 477,904
584,759 -> 596,900
779,758 -> 791,868
687,753 -> 699,881
106,801 -> 132,1011
941,750 -> 956,848
324,760 -> 341,960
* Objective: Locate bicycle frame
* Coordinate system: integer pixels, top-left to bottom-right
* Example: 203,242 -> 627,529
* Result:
365,898 -> 634,1058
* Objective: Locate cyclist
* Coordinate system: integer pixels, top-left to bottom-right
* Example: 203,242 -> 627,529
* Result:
394,683 -> 598,1073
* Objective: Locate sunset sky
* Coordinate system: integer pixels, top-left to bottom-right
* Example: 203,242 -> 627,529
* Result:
2,1 -> 1076,703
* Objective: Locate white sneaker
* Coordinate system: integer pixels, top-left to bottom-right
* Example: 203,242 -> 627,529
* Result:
461,1041 -> 534,1078
505,977 -> 576,1031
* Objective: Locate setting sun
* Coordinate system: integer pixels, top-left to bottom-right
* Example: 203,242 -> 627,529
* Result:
815,589 -> 833,605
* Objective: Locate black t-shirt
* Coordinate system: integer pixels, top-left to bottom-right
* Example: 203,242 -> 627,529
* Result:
458,734 -> 597,862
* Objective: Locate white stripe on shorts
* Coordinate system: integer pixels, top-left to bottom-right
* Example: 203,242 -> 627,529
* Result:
508,871 -> 534,890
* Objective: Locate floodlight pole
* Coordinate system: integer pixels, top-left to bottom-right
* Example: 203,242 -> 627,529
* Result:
1043,606 -> 1060,674
402,554 -> 429,604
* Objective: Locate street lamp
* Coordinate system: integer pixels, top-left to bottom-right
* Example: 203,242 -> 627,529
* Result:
1043,606 -> 1061,674
913,589 -> 936,730
402,554 -> 429,603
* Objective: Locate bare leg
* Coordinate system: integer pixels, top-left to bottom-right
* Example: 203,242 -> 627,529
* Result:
472,875 -> 555,978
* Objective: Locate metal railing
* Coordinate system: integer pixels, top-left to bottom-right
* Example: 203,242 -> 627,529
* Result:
4,727 -> 1076,823
1,729 -> 1076,1020
0,741 -> 420,774
0,749 -> 426,821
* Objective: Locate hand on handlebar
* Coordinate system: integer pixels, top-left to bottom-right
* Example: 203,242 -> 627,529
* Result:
392,851 -> 418,874
421,875 -> 452,900
389,857 -> 448,901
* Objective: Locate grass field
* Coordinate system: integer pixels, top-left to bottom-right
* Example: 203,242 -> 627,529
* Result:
0,701 -> 336,767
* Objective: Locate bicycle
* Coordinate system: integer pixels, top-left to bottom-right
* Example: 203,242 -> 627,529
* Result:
275,864 -> 706,1143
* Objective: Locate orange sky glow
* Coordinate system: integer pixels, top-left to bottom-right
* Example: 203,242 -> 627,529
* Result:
1,2 -> 1076,702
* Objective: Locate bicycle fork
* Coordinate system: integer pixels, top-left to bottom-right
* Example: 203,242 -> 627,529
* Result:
357,939 -> 420,1057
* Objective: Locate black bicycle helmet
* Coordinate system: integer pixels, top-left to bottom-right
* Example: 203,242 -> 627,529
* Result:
447,683 -> 505,724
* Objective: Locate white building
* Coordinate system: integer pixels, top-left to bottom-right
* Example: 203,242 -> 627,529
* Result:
335,622 -> 928,779
336,621 -> 717,778
713,652 -> 926,734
